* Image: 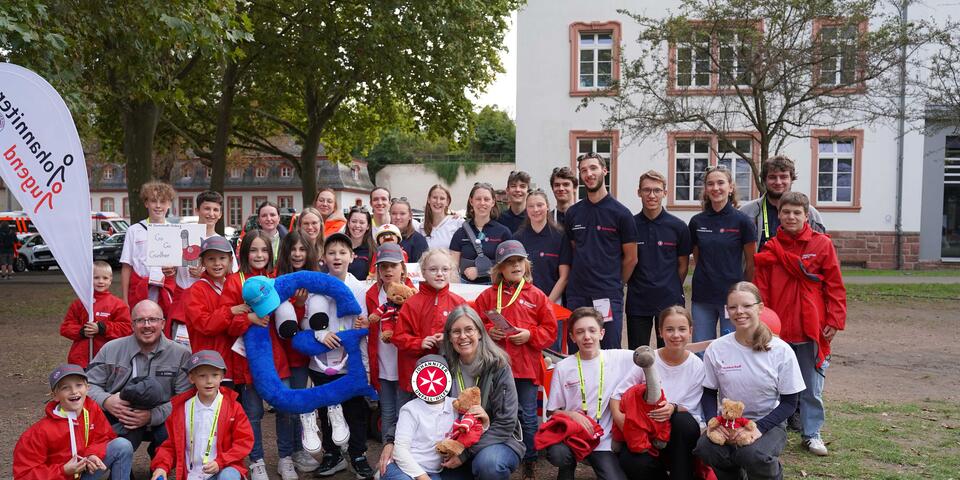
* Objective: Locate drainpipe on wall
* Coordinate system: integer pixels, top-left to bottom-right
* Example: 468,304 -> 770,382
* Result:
894,0 -> 909,270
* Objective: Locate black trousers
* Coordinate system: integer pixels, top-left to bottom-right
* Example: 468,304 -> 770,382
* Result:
627,314 -> 665,349
546,444 -> 626,480
618,410 -> 701,480
309,370 -> 370,458
693,424 -> 787,480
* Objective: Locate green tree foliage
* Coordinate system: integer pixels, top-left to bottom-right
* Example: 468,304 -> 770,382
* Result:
471,105 -> 516,155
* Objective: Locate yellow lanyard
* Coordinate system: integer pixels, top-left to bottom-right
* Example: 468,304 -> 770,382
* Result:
575,352 -> 604,421
188,395 -> 223,469
456,368 -> 481,393
496,279 -> 525,313
761,198 -> 770,241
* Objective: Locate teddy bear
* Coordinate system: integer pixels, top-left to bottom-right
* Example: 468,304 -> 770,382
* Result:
436,386 -> 484,457
368,281 -> 416,343
706,398 -> 760,447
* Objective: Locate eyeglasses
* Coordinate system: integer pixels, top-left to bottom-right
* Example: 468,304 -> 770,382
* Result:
527,187 -> 546,194
349,206 -> 368,213
552,166 -> 571,174
450,326 -> 479,338
576,152 -> 604,162
725,302 -> 760,313
640,188 -> 665,196
425,266 -> 452,275
133,317 -> 164,326
705,165 -> 730,173
390,196 -> 408,204
473,182 -> 493,188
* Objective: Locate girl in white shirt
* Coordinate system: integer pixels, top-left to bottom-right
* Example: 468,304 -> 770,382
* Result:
419,184 -> 464,251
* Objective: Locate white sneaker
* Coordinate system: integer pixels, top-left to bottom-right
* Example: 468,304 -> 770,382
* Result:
293,449 -> 321,472
301,411 -> 323,453
249,459 -> 269,480
278,456 -> 299,480
328,404 -> 350,447
804,437 -> 829,456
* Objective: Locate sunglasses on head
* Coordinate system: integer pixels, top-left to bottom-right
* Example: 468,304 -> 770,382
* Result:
390,196 -> 408,204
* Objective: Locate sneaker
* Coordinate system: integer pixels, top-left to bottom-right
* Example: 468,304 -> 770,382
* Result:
328,404 -> 350,447
317,452 -> 347,477
301,411 -> 323,453
278,456 -> 299,480
249,459 -> 269,480
293,449 -> 321,472
804,437 -> 829,456
522,460 -> 536,479
351,456 -> 375,480
787,411 -> 802,432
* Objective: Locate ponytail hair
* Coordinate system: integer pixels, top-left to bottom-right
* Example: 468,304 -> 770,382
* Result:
728,281 -> 772,352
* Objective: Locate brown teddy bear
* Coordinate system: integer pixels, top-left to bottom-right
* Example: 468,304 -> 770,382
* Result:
706,398 -> 760,447
368,281 -> 416,343
436,387 -> 484,457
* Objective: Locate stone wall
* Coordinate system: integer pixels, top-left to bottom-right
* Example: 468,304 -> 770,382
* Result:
830,231 -> 920,269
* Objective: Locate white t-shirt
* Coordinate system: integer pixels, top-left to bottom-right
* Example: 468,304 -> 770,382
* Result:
308,273 -> 370,375
611,350 -> 706,424
183,393 -> 221,480
393,397 -> 456,477
547,349 -> 644,451
702,333 -> 805,420
376,287 -> 399,381
120,221 -> 161,278
418,215 -> 464,251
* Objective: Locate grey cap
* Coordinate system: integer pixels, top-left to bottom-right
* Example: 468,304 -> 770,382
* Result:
376,243 -> 405,264
495,240 -> 528,264
200,235 -> 233,255
187,350 -> 227,372
49,364 -> 87,390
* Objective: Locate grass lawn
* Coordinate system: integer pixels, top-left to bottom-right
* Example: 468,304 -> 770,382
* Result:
841,268 -> 960,277
782,401 -> 960,479
845,283 -> 960,300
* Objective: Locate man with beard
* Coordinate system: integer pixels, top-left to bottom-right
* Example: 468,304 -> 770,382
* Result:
563,153 -> 638,350
740,156 -> 826,250
86,300 -> 192,459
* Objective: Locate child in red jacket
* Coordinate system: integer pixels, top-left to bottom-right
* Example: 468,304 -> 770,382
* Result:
474,240 -> 556,476
59,261 -> 132,368
150,350 -> 253,480
14,364 -> 133,480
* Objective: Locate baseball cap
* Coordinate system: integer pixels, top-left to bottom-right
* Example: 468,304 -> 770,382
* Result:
376,243 -> 405,264
376,224 -> 402,242
324,232 -> 352,250
188,350 -> 227,372
242,275 -> 281,318
200,235 -> 233,255
49,364 -> 87,390
411,354 -> 451,403
495,240 -> 528,265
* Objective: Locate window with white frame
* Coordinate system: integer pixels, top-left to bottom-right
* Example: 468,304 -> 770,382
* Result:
277,196 -> 293,210
718,31 -> 752,86
103,167 -> 113,180
675,32 -> 712,88
179,197 -> 194,216
230,167 -> 242,179
122,198 -> 129,218
280,165 -> 292,178
255,166 -> 267,179
816,138 -> 855,203
579,32 -> 614,89
228,197 -> 243,227
101,197 -> 115,212
818,25 -> 858,86
576,137 -> 613,199
674,139 -> 710,202
717,139 -> 755,201
206,167 -> 213,178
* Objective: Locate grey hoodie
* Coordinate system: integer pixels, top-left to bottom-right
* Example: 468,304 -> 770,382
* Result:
740,195 -> 826,250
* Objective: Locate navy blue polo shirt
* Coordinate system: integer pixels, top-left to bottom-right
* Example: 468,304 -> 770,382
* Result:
400,231 -> 429,263
348,244 -> 371,281
449,220 -> 512,284
689,203 -> 757,305
564,194 -> 639,298
551,208 -> 567,226
626,209 -> 692,316
498,207 -> 527,233
514,224 -> 573,296
756,197 -> 781,251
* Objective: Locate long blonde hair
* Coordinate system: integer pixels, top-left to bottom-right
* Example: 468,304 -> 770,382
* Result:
297,207 -> 325,256
728,281 -> 772,352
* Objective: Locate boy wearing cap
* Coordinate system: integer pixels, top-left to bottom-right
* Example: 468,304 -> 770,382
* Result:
185,236 -> 242,384
14,364 -> 134,479
151,350 -> 254,480
368,224 -> 409,277
61,261 -> 132,368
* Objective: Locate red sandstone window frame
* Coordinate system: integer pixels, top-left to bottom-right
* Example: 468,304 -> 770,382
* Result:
227,196 -> 243,227
100,197 -> 115,212
809,129 -> 863,212
666,131 -> 760,211
667,20 -> 763,96
277,195 -> 294,211
568,129 -> 620,199
569,21 -> 622,97
811,18 -> 868,94
178,197 -> 194,217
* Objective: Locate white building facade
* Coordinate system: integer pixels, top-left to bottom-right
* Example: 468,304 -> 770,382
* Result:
516,0 -> 959,268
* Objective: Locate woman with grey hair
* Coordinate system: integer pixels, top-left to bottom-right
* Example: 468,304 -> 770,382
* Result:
438,304 -> 524,480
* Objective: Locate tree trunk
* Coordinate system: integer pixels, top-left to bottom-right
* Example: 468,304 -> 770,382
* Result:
123,100 -> 161,223
210,60 -> 238,234
299,123 -> 322,208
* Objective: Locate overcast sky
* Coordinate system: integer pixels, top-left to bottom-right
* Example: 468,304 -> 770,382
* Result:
473,12 -> 518,118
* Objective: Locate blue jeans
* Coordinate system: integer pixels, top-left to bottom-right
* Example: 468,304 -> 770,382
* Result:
514,379 -> 538,462
790,342 -> 827,440
382,462 -> 442,480
288,366 -> 310,452
206,467 -> 242,479
239,377 -> 296,461
550,319 -> 565,352
80,437 -> 133,480
691,302 -> 733,344
440,443 -> 520,480
380,379 -> 400,443
566,294 -> 624,350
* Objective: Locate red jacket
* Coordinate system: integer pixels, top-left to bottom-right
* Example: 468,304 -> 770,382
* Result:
392,283 -> 465,392
614,384 -> 671,456
185,275 -> 244,380
534,414 -> 603,461
13,397 -> 116,480
213,271 -> 291,384
151,387 -> 253,479
755,224 -> 846,366
60,291 -> 132,368
277,298 -> 310,368
475,281 -> 556,384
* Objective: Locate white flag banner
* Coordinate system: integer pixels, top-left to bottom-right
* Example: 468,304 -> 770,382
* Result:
0,63 -> 93,320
